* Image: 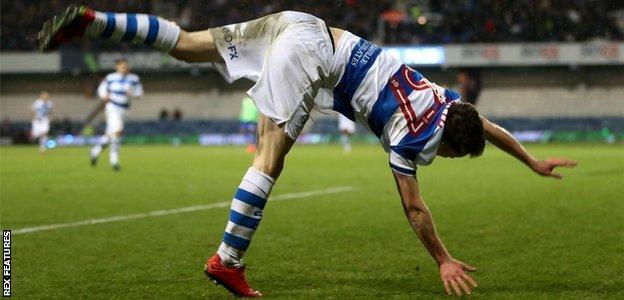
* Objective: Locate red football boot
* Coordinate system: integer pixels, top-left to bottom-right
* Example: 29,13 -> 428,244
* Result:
204,254 -> 262,298
38,5 -> 96,52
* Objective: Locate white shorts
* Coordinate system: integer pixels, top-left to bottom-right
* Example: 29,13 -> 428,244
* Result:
31,118 -> 50,138
338,114 -> 356,134
105,103 -> 127,135
210,11 -> 333,139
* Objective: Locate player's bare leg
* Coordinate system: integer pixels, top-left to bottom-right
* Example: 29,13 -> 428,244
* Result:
250,116 -> 295,178
205,115 -> 295,297
170,30 -> 223,63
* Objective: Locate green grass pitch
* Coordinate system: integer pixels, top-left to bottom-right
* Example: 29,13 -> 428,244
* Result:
1,144 -> 623,299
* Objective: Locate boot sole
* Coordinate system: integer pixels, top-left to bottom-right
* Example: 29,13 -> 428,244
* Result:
204,267 -> 261,298
38,5 -> 82,52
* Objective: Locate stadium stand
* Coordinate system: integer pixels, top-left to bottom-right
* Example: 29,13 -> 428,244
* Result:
1,1 -> 622,144
2,67 -> 622,138
2,0 -> 622,51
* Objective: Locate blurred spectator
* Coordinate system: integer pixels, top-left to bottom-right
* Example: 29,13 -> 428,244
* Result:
51,118 -> 74,135
173,107 -> 183,121
1,119 -> 13,137
159,108 -> 170,121
1,118 -> 29,143
60,117 -> 74,135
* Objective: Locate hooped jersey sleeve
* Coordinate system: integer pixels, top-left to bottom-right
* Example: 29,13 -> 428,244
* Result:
97,79 -> 109,100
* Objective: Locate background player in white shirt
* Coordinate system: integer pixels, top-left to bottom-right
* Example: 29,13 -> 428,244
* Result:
31,91 -> 54,153
41,7 -> 577,297
88,58 -> 143,171
338,113 -> 356,152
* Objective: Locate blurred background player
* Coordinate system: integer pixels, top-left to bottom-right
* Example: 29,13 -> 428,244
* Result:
88,58 -> 143,171
30,91 -> 53,153
239,96 -> 258,153
457,69 -> 482,105
338,113 -> 356,152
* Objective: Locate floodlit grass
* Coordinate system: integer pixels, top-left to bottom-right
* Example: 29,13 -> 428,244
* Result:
1,144 -> 623,299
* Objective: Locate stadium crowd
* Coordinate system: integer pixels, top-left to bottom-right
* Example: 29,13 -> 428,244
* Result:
387,0 -> 623,44
2,0 -> 622,51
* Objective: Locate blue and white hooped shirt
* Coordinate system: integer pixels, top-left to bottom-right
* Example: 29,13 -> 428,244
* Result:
97,72 -> 143,108
328,31 -> 460,176
32,99 -> 53,120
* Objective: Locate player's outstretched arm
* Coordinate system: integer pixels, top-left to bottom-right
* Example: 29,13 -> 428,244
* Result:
480,116 -> 577,179
392,171 -> 478,296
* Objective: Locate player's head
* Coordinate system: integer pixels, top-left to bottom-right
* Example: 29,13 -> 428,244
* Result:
40,91 -> 49,100
115,58 -> 130,74
437,102 -> 485,158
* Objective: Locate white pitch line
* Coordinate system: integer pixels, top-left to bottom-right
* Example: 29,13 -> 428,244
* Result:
11,186 -> 354,235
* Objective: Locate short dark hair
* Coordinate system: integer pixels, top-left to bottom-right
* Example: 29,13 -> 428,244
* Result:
442,102 -> 485,157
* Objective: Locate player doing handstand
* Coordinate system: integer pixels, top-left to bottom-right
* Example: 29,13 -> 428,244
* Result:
39,7 -> 576,297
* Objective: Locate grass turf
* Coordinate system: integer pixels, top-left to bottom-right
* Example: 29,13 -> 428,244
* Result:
1,144 -> 623,299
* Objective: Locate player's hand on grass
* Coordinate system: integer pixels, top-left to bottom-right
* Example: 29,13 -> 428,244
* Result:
439,258 -> 477,296
530,157 -> 577,179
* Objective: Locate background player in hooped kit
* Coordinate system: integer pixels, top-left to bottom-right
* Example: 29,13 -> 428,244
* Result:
31,91 -> 54,153
338,113 -> 356,152
87,58 -> 143,171
40,7 -> 577,297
